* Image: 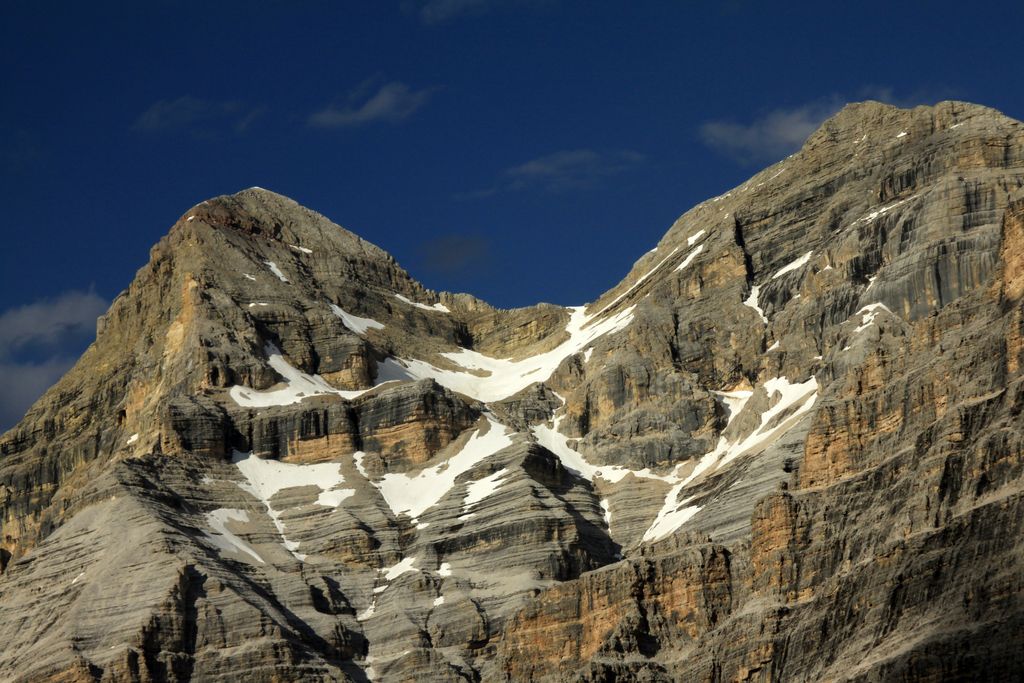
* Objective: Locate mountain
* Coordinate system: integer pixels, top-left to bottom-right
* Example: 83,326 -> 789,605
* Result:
2,100 -> 1024,682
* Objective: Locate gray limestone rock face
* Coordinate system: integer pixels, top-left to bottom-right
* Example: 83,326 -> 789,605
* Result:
2,100 -> 1024,681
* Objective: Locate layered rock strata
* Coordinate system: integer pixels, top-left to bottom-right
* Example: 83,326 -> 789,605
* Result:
2,100 -> 1023,681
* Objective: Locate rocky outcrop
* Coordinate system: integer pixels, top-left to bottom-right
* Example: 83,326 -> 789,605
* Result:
2,100 -> 1024,681
494,544 -> 733,681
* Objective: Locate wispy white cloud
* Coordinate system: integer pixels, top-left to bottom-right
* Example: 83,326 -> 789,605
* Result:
462,148 -> 645,198
308,81 -> 435,128
0,290 -> 107,353
699,87 -> 954,164
0,289 -> 107,431
133,95 -> 264,134
700,98 -> 844,164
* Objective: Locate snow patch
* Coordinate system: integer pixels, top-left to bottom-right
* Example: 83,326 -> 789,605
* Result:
330,304 -> 384,335
233,450 -> 351,508
395,294 -> 450,313
264,261 -> 289,283
203,508 -> 265,564
353,451 -> 368,478
462,468 -> 510,511
437,562 -> 452,577
433,596 -> 445,607
533,414 -> 676,485
674,244 -> 704,271
243,273 -> 256,281
743,285 -> 768,323
378,305 -> 634,403
289,244 -> 313,254
232,450 -> 355,561
642,500 -> 702,544
711,389 -> 753,427
856,195 -> 916,224
600,499 -> 612,527
896,131 -> 908,138
381,557 -> 417,581
717,377 -> 818,468
687,229 -> 706,246
228,343 -> 391,407
317,488 -> 356,507
596,245 -> 679,316
854,302 -> 892,333
642,376 -> 817,543
772,251 -> 813,280
126,433 -> 139,445
376,417 -> 513,518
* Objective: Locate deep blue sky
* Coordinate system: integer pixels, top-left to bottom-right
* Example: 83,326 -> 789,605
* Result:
2,0 -> 1023,428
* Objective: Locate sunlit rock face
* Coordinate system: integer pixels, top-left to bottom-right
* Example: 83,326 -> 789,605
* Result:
2,100 -> 1024,681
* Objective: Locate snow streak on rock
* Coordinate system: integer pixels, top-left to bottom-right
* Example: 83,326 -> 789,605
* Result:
376,417 -> 514,519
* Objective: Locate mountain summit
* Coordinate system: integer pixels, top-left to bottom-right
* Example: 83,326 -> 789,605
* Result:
2,100 -> 1024,681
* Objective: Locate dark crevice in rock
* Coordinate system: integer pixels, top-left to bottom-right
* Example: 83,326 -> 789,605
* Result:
668,309 -> 683,372
733,215 -> 755,285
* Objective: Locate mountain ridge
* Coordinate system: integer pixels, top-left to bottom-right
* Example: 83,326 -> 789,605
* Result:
1,99 -> 1023,681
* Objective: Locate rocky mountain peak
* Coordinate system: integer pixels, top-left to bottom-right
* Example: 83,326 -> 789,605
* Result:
2,100 -> 1023,681
809,99 -> 1010,146
180,187 -> 390,261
